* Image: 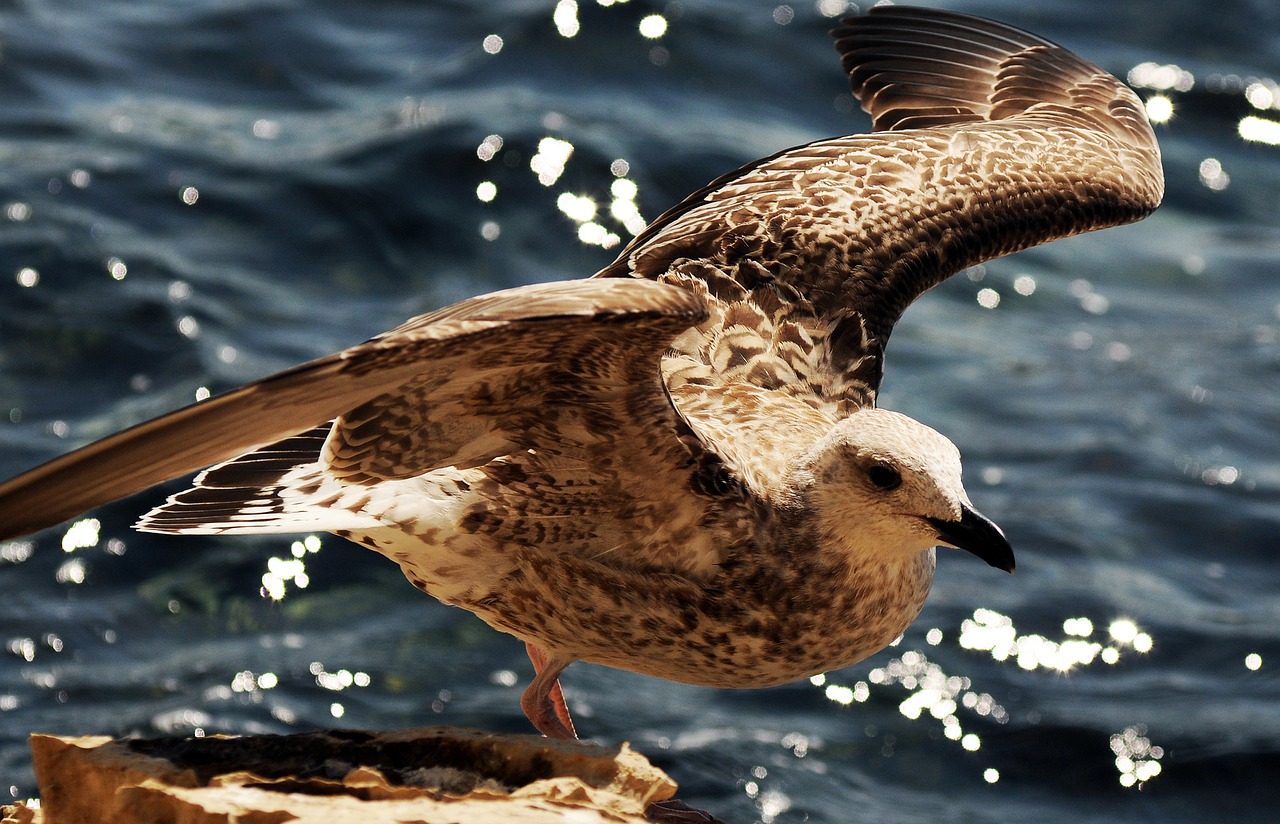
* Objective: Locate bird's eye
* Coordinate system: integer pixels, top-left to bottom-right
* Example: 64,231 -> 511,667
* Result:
867,464 -> 902,490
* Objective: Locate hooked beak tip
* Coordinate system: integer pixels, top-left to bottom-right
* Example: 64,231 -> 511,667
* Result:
926,506 -> 1015,574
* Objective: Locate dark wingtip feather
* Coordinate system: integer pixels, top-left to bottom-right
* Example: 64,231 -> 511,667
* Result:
829,5 -> 1151,151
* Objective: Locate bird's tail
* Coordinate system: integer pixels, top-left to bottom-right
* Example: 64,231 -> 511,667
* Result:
136,426 -> 382,535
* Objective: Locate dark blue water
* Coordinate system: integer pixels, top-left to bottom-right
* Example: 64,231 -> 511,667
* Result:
1,1 -> 1277,821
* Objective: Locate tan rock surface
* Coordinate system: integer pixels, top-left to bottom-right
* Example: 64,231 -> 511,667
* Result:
26,726 -> 678,824
0,800 -> 37,824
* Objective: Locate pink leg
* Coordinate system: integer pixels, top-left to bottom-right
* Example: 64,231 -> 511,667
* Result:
521,645 -> 719,821
521,643 -> 577,739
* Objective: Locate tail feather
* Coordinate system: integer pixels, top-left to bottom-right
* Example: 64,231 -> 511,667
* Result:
191,426 -> 331,489
137,426 -> 382,535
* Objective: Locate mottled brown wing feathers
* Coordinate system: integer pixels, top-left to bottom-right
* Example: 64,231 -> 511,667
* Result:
824,7 -> 1163,347
833,7 -> 1155,151
837,9 -> 1050,128
324,285 -> 705,482
0,279 -> 708,540
601,6 -> 1162,405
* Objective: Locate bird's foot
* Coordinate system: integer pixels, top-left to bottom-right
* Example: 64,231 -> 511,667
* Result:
521,643 -> 578,739
645,798 -> 723,822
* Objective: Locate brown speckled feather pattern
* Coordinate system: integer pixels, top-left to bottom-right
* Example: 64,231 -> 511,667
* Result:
603,6 -> 1162,416
0,8 -> 1161,691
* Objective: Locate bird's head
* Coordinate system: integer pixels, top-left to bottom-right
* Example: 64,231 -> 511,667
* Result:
793,408 -> 1014,573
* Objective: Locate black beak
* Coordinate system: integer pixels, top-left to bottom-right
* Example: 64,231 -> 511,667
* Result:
925,506 -> 1015,573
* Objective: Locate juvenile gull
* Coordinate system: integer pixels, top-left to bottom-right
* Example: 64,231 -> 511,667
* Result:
0,5 -> 1161,750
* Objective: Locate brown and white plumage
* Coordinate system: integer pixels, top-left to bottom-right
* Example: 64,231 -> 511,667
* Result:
607,6 -> 1161,409
0,7 -> 1160,746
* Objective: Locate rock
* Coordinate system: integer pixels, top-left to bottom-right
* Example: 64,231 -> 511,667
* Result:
26,726 -> 678,823
0,800 -> 37,824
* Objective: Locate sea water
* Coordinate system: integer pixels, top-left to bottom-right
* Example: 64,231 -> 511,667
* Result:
0,2 -> 1277,821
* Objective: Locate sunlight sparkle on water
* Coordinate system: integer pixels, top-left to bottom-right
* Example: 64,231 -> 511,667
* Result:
557,192 -> 622,248
962,609 -> 1152,671
476,134 -> 503,161
1199,158 -> 1230,191
6,639 -> 34,663
475,132 -> 644,249
1128,62 -> 1195,92
252,118 -> 280,139
531,137 -> 574,186
1245,653 -> 1262,671
557,192 -> 597,223
757,789 -> 791,823
578,222 -> 618,247
1246,80 -> 1278,109
0,541 -> 34,564
490,669 -> 519,687
780,731 -> 812,758
1201,465 -> 1240,486
638,15 -> 667,39
54,558 -> 86,585
1111,725 -> 1164,787
1144,95 -> 1173,124
610,197 -> 642,227
312,664 -> 371,692
817,645 -> 1006,773
1063,617 -> 1093,636
610,177 -> 647,235
813,608 -> 1160,784
554,0 -> 579,38
1109,619 -> 1154,653
1239,115 -> 1280,146
231,670 -> 275,693
611,178 -> 638,200
61,518 -> 100,552
261,535 -> 322,599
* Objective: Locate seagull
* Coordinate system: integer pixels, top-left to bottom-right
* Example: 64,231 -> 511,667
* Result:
0,5 -> 1160,752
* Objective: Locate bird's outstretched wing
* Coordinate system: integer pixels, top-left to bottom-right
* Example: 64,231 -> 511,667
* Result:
0,7 -> 1164,541
0,279 -> 708,541
601,6 -> 1163,402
